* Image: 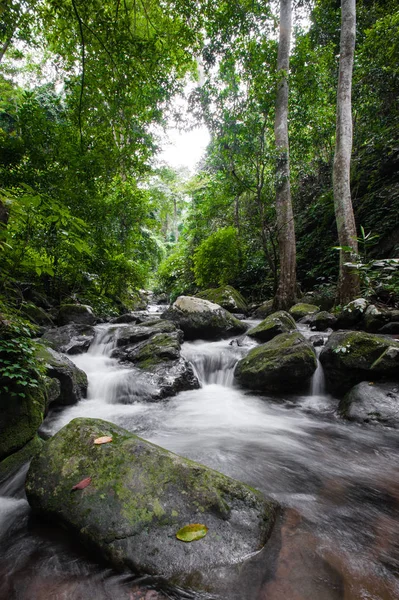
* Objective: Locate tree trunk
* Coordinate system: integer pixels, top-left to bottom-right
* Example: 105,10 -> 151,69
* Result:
273,0 -> 296,311
333,0 -> 360,306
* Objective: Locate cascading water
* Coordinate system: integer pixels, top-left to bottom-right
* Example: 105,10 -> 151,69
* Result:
310,345 -> 326,396
1,316 -> 399,600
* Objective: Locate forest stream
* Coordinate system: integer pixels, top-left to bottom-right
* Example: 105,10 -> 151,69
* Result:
0,310 -> 398,600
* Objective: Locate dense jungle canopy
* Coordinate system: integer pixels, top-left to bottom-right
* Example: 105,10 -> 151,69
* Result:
0,0 -> 398,318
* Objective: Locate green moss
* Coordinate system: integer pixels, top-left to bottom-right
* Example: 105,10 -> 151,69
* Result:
247,310 -> 296,342
0,435 -> 43,484
196,286 -> 248,313
0,387 -> 46,461
289,303 -> 320,321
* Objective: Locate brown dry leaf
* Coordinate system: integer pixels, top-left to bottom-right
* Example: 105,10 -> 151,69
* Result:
71,477 -> 92,491
94,436 -> 113,445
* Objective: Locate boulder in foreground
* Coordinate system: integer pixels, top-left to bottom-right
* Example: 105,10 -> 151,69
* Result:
235,332 -> 317,392
161,296 -> 247,340
26,418 -> 277,592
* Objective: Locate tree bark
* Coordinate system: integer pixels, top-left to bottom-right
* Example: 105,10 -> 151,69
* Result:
333,0 -> 360,305
273,0 -> 296,311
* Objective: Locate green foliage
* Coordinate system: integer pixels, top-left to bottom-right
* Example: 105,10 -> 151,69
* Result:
156,245 -> 195,301
193,227 -> 240,288
0,302 -> 44,399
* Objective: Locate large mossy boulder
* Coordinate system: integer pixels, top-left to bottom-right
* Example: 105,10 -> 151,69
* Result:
339,381 -> 399,427
161,296 -> 247,341
41,324 -> 95,355
114,320 -> 182,349
361,304 -> 389,333
289,303 -> 320,322
247,311 -> 296,343
57,304 -> 96,326
196,286 -> 248,314
235,332 -> 317,392
0,389 -> 46,461
26,418 -> 277,593
320,331 -> 399,394
38,346 -> 88,405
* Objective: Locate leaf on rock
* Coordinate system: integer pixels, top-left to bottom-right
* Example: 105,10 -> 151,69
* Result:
94,436 -> 113,445
176,523 -> 208,542
71,477 -> 92,491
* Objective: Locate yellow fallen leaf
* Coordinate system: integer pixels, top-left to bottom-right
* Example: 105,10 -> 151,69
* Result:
94,436 -> 113,445
176,523 -> 208,542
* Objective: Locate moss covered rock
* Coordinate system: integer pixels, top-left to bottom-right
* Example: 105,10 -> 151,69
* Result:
235,332 -> 317,392
26,418 -> 277,592
0,435 -> 43,484
247,311 -> 296,343
161,296 -> 247,341
320,331 -> 399,394
0,388 -> 46,461
114,320 -> 182,348
310,311 -> 337,332
196,286 -> 248,314
41,324 -> 95,354
339,381 -> 399,427
335,298 -> 369,329
252,300 -> 274,319
361,305 -> 389,333
289,303 -> 320,321
58,304 -> 96,326
21,302 -> 54,327
38,346 -> 88,405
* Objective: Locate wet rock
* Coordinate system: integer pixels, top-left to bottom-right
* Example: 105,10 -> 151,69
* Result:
116,332 -> 181,365
20,302 -> 54,328
289,303 -> 320,321
335,298 -> 369,329
196,285 -> 248,314
247,311 -> 296,343
379,322 -> 399,335
310,311 -> 337,332
109,312 -> 154,325
43,376 -> 61,411
161,296 -> 247,341
309,335 -> 325,347
0,435 -> 43,485
235,332 -> 317,392
362,305 -> 389,333
57,304 -> 96,326
320,330 -> 399,394
340,381 -> 399,427
41,324 -> 95,354
145,357 -> 200,397
26,418 -> 277,593
252,299 -> 274,319
0,388 -> 46,461
114,320 -> 183,349
38,346 -> 88,406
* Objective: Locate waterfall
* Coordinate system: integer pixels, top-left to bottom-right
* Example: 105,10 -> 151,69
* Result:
182,339 -> 245,387
310,346 -> 326,396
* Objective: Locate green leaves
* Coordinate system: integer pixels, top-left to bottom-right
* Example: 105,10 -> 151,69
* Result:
176,523 -> 208,542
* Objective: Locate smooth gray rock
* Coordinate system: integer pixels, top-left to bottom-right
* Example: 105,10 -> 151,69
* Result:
39,346 -> 88,405
161,296 -> 247,341
247,311 -> 296,343
57,304 -> 96,326
41,324 -> 95,354
340,381 -> 399,427
310,311 -> 337,332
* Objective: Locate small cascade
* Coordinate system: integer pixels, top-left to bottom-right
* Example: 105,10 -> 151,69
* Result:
182,339 -> 245,387
310,346 -> 326,396
71,324 -> 157,405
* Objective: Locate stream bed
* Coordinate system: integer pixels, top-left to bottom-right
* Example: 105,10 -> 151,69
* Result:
1,319 -> 398,599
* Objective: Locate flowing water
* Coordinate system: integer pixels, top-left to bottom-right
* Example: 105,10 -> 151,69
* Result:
1,317 -> 399,600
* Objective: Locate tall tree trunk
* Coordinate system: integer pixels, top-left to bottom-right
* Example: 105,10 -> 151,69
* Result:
273,0 -> 296,311
333,0 -> 360,305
